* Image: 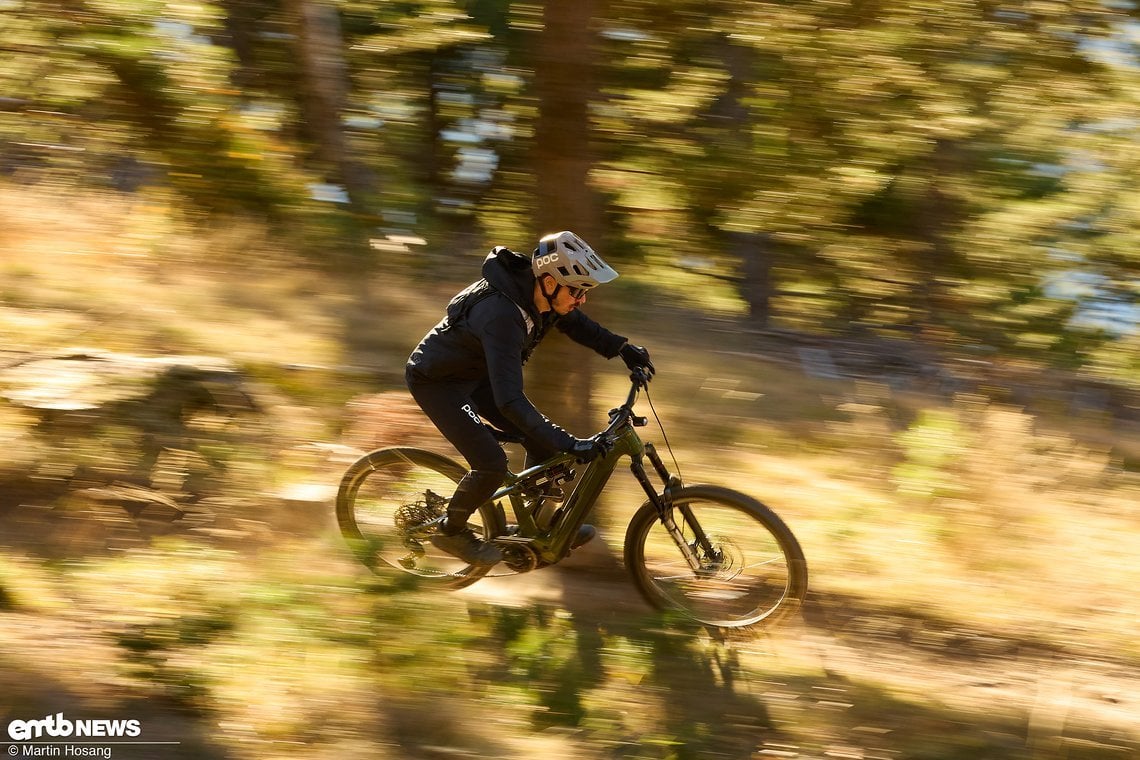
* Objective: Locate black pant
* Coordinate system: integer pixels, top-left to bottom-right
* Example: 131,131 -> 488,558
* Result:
406,370 -> 557,530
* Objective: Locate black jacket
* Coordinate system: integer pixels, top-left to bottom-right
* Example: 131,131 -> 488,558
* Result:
407,247 -> 627,452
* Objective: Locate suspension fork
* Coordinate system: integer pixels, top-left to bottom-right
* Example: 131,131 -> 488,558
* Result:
632,443 -> 716,570
646,443 -> 718,556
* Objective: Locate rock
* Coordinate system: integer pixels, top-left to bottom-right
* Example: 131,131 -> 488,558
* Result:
0,351 -> 266,551
0,350 -> 255,414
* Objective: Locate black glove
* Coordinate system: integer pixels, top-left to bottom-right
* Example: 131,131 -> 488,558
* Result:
619,343 -> 655,379
567,435 -> 609,463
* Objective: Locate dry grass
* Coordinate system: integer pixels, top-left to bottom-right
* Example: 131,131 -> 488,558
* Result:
1,183 -> 1138,759
592,339 -> 1140,664
0,185 -> 351,366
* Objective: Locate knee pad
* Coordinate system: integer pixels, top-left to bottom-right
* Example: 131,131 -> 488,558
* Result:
447,468 -> 505,517
467,446 -> 509,475
459,468 -> 504,497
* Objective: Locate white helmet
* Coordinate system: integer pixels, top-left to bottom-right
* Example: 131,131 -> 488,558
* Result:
532,231 -> 619,292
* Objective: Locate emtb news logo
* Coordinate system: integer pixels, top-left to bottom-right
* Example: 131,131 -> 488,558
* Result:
7,714 -> 141,741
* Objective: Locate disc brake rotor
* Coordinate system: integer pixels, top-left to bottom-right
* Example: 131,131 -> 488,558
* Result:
696,536 -> 744,580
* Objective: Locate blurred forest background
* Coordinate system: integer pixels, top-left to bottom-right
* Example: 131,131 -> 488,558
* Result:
1,1 -> 1139,759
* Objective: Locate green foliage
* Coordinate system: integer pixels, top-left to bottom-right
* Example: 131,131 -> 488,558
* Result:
0,0 -> 1135,372
892,410 -> 967,501
477,605 -> 601,727
888,393 -> 1127,568
598,0 -> 1137,364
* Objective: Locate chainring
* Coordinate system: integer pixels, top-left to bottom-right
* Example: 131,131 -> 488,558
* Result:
497,540 -> 540,573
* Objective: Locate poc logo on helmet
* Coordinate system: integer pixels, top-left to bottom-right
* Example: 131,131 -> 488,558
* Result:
534,253 -> 560,267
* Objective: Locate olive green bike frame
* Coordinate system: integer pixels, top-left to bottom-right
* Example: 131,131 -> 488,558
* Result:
488,393 -> 703,568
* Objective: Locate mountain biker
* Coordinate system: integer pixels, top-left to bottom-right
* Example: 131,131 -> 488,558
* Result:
405,231 -> 656,566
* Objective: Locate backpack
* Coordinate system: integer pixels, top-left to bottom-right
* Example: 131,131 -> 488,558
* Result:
440,278 -> 546,362
440,279 -> 497,333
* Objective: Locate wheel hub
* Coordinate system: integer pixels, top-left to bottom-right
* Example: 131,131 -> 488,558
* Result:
393,489 -> 448,536
392,490 -> 450,567
695,536 -> 744,580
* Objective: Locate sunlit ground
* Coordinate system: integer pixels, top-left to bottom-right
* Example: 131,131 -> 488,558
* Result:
1,186 -> 1137,759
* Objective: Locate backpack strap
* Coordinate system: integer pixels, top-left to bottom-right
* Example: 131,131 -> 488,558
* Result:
515,304 -> 535,335
439,280 -> 493,333
440,279 -> 534,336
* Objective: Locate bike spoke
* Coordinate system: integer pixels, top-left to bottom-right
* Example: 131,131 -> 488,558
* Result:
741,556 -> 787,569
654,572 -> 703,581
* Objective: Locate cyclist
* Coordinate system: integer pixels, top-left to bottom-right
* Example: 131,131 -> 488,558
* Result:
405,231 -> 655,566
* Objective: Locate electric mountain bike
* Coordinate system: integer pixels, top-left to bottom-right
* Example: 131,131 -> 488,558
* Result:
335,370 -> 808,629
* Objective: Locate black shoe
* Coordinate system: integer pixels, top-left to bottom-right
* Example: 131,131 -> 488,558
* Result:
430,529 -> 502,566
570,524 -> 597,550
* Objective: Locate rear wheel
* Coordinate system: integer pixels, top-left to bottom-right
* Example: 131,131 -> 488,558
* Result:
336,447 -> 505,588
624,485 -> 807,628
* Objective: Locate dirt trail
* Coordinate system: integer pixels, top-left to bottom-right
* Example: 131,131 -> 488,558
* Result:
462,547 -> 1140,758
2,520 -> 1137,760
2,542 -> 1138,759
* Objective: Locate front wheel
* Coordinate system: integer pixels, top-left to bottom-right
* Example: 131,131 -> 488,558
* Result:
624,485 -> 808,628
336,447 -> 505,588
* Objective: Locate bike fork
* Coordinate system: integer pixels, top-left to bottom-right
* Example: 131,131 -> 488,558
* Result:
632,445 -> 708,572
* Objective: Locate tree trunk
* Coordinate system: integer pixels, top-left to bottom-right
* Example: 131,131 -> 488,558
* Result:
287,0 -> 373,205
528,0 -> 605,433
419,51 -> 442,198
708,37 -> 775,330
532,0 -> 601,239
734,231 -> 775,329
915,138 -> 962,336
219,0 -> 257,92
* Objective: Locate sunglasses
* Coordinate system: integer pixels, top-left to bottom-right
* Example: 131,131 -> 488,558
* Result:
568,286 -> 589,300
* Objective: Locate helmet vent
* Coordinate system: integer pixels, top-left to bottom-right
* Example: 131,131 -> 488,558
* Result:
533,230 -> 617,288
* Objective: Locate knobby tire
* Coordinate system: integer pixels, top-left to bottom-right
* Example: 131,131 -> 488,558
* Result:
336,447 -> 505,589
624,484 -> 808,628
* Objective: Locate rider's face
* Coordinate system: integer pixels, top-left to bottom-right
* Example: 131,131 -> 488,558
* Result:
553,284 -> 587,315
540,276 -> 588,315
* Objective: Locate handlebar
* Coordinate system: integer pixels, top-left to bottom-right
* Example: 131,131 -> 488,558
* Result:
601,369 -> 652,439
